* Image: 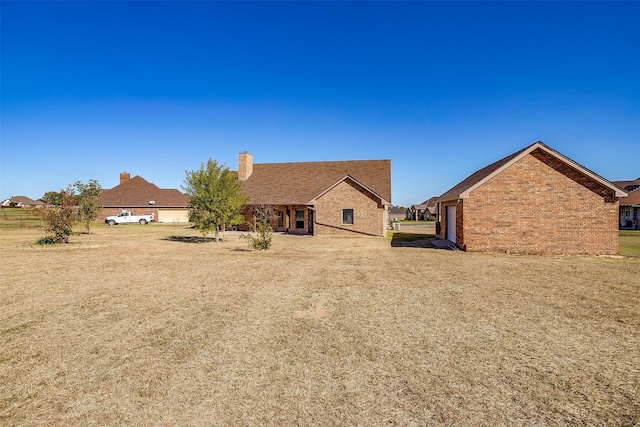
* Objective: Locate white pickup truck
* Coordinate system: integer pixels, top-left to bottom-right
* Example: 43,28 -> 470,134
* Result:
105,211 -> 154,225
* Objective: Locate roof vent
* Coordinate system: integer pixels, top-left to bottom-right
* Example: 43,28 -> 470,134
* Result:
149,200 -> 156,205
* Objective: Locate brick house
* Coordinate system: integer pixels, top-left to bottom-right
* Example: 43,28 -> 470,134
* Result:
389,206 -> 407,221
435,141 -> 627,255
407,197 -> 438,221
98,173 -> 189,223
406,201 -> 427,221
236,152 -> 391,236
1,196 -> 44,208
618,188 -> 640,229
613,178 -> 640,194
613,179 -> 640,229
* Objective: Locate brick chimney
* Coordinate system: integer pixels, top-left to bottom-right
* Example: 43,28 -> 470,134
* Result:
120,172 -> 131,184
238,152 -> 253,181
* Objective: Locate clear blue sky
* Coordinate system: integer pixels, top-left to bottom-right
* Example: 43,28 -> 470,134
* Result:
1,1 -> 638,207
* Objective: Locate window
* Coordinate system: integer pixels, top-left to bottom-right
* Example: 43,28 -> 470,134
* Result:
343,209 -> 354,225
295,210 -> 305,229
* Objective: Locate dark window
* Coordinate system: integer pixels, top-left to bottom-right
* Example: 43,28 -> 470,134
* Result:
295,210 -> 305,229
343,209 -> 354,225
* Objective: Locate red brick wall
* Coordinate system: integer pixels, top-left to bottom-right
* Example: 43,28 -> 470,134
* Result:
438,200 -> 465,248
314,180 -> 386,236
462,153 -> 619,255
239,204 -> 312,234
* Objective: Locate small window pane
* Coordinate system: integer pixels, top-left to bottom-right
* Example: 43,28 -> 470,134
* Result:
343,209 -> 354,225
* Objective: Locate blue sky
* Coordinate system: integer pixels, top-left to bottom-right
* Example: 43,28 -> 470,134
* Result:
1,1 -> 638,207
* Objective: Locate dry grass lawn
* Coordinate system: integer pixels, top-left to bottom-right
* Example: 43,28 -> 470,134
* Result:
1,224 -> 639,426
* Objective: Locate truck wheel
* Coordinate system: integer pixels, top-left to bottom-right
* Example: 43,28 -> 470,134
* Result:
139,219 -> 148,225
107,220 -> 116,226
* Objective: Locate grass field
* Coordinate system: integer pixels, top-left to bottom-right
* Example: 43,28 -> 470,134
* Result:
619,230 -> 640,257
1,224 -> 638,425
0,208 -> 43,228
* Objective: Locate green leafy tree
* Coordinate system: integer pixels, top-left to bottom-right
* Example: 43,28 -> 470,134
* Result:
74,180 -> 103,233
41,191 -> 62,206
38,186 -> 77,243
183,159 -> 249,242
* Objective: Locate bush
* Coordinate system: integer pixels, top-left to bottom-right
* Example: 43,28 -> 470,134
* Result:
36,236 -> 56,245
241,218 -> 273,250
36,186 -> 77,243
40,207 -> 76,243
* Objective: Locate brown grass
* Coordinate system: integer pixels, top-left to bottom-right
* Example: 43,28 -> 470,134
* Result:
1,225 -> 639,426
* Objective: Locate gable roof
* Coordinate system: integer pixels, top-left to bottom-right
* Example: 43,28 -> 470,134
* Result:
437,141 -> 627,202
389,206 -> 406,215
240,159 -> 391,205
309,175 -> 390,205
99,176 -> 188,208
613,179 -> 640,191
424,196 -> 438,214
408,198 -> 438,216
620,188 -> 640,207
2,196 -> 42,206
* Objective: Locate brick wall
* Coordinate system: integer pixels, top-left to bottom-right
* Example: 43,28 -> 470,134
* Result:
438,200 -> 465,248
238,204 -> 310,234
314,180 -> 386,236
462,153 -> 619,255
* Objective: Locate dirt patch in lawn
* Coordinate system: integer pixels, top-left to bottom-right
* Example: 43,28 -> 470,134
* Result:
1,224 -> 638,426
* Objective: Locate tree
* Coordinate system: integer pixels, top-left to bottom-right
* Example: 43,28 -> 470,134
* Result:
38,185 -> 77,243
41,191 -> 62,206
183,159 -> 249,242
74,179 -> 103,233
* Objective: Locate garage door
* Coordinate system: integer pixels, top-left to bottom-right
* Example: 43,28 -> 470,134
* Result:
157,209 -> 190,224
446,205 -> 456,244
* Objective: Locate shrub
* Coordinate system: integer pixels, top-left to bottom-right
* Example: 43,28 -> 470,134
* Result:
36,186 -> 77,243
241,218 -> 273,251
36,236 -> 56,245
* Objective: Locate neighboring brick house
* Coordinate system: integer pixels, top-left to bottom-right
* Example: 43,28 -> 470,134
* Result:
406,201 -> 426,221
613,178 -> 640,194
424,197 -> 438,221
613,179 -> 640,229
236,152 -> 391,236
435,141 -> 627,255
1,196 -> 44,208
406,197 -> 438,221
618,188 -> 640,229
98,173 -> 189,222
389,206 -> 407,221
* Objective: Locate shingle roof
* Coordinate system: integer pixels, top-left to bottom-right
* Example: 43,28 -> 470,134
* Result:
240,159 -> 391,205
424,197 -> 438,214
437,141 -> 627,202
613,179 -> 640,190
99,176 -> 187,207
620,188 -> 640,206
424,197 -> 438,208
4,196 -> 42,206
389,206 -> 406,215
